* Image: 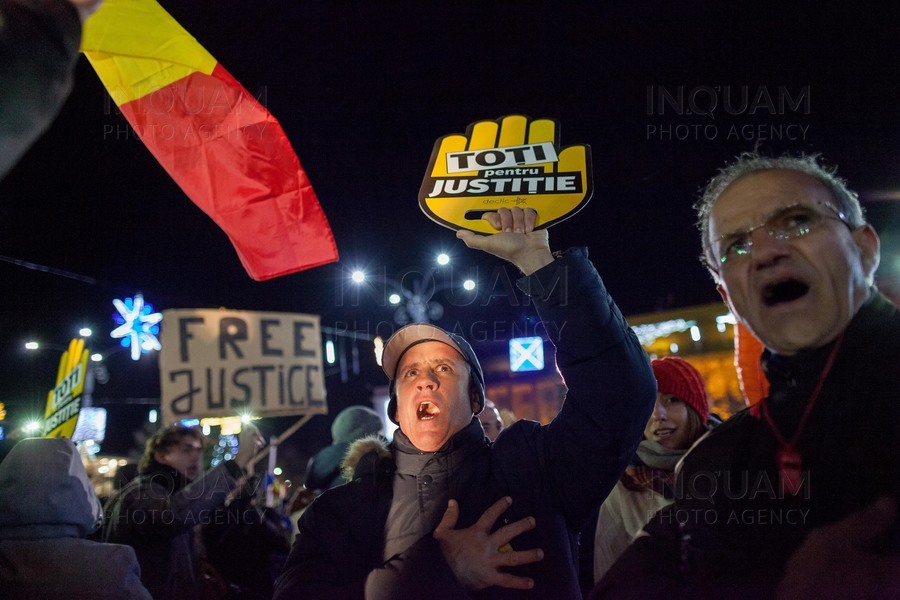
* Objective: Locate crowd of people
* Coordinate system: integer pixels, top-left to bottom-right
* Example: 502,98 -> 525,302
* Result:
2,0 -> 899,597
4,151 -> 898,598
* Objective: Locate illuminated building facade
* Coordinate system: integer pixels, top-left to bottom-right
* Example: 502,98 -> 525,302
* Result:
480,303 -> 749,426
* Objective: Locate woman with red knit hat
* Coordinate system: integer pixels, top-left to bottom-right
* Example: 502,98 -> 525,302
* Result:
592,357 -> 712,583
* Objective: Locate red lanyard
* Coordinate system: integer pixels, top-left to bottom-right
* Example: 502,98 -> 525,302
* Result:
753,331 -> 845,495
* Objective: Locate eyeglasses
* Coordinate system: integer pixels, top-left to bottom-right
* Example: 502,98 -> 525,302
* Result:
713,202 -> 851,268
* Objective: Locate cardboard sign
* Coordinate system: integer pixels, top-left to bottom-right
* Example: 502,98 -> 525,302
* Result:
44,339 -> 89,438
419,115 -> 593,233
159,309 -> 328,424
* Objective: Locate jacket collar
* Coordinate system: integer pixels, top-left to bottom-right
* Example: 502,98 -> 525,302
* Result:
140,461 -> 191,491
392,418 -> 486,475
762,291 -> 892,397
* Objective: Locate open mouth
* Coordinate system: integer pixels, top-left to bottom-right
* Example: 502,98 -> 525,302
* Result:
417,402 -> 440,421
763,278 -> 809,306
654,428 -> 675,438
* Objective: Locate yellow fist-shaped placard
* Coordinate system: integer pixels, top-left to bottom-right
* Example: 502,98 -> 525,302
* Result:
43,338 -> 89,438
419,115 -> 592,233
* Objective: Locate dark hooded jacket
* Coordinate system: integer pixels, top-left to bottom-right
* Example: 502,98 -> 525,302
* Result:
305,405 -> 385,491
0,438 -> 151,599
275,247 -> 657,599
102,458 -> 245,599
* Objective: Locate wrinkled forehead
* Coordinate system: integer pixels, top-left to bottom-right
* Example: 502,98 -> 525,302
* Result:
396,340 -> 467,371
708,169 -> 834,240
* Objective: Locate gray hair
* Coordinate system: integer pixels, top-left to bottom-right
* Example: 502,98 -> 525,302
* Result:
694,152 -> 866,271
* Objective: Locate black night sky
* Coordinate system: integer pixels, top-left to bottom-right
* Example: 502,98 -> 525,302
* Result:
2,2 -> 900,468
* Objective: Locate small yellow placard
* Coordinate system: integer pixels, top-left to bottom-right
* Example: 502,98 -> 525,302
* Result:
43,339 -> 89,438
418,115 -> 593,233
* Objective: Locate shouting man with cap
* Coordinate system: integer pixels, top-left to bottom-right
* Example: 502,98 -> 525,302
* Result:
275,207 -> 656,599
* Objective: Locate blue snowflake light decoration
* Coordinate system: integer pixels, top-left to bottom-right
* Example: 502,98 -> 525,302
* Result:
111,293 -> 162,361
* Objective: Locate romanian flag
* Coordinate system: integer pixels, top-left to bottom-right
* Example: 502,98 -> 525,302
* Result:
81,0 -> 338,280
735,321 -> 770,407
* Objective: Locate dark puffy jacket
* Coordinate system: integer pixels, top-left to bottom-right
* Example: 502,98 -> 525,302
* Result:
275,248 -> 656,599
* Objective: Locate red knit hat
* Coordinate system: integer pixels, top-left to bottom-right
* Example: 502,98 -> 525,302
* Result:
651,357 -> 709,424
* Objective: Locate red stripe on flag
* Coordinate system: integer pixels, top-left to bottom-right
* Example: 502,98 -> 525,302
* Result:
119,63 -> 338,280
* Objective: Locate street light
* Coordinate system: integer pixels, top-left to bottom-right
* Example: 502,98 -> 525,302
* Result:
21,336 -> 125,432
24,341 -> 69,352
25,321 -> 96,351
350,253 -> 477,325
25,338 -> 127,384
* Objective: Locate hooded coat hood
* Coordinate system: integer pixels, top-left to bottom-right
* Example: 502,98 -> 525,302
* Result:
305,406 -> 386,490
331,405 -> 384,444
0,438 -> 102,539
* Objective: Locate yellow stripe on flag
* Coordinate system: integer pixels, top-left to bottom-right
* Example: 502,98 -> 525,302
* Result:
79,0 -> 339,280
81,0 -> 217,105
